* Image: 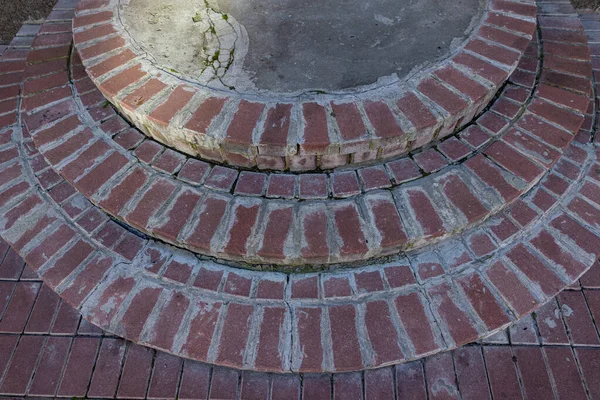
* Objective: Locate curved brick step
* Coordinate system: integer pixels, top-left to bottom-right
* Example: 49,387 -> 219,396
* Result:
70,0 -> 538,171
18,4 -> 594,268
3,104 -> 600,374
0,0 -> 599,375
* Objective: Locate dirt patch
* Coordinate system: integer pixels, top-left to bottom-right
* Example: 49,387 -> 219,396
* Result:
0,0 -> 58,44
572,0 -> 600,10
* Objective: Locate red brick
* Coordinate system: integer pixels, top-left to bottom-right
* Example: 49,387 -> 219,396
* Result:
209,367 -> 239,399
76,151 -> 129,197
178,158 -> 210,184
73,23 -> 116,43
301,102 -> 330,153
507,244 -> 565,297
180,300 -> 222,361
28,336 -> 71,396
331,171 -> 360,198
147,352 -> 182,400
222,201 -> 260,257
0,335 -> 44,395
418,78 -> 468,114
485,260 -> 539,316
333,372 -> 362,400
439,173 -> 488,223
478,24 -> 530,52
51,300 -> 81,335
331,102 -> 367,142
545,347 -> 588,400
133,140 -> 162,163
26,45 -> 70,64
427,282 -> 478,346
483,347 -> 523,399
234,171 -> 266,196
254,306 -> 288,371
512,347 -> 555,399
60,140 -> 112,182
405,188 -> 445,238
83,47 -> 133,80
24,224 -> 76,269
291,276 -> 319,299
300,205 -> 329,261
294,307 -> 323,372
384,264 -> 416,288
99,64 -> 146,98
255,278 -> 285,299
258,103 -> 293,148
299,174 -> 328,199
257,205 -> 293,260
117,344 -> 154,399
425,353 -> 460,399
365,368 -> 395,400
464,154 -> 520,201
457,273 -> 510,329
329,305 -> 363,370
396,361 -> 427,400
59,255 -> 113,307
529,98 -> 584,132
57,337 -> 101,397
240,372 -> 270,399
559,290 -> 600,345
147,291 -> 191,350
332,202 -> 368,258
225,100 -> 264,146
87,338 -> 127,398
364,194 -> 408,250
78,35 -> 125,59
364,100 -> 404,139
438,137 -> 470,161
41,240 -> 94,289
530,230 -> 587,280
186,195 -> 228,251
178,361 -> 210,400
87,275 -> 136,327
454,346 -> 491,400
216,302 -> 253,367
358,165 -> 391,190
435,65 -> 489,102
116,286 -> 162,341
385,157 -> 421,183
397,91 -> 438,132
121,78 -> 167,111
204,165 -> 238,191
42,128 -> 94,165
365,300 -> 404,365
73,11 -> 113,28
485,141 -> 543,183
125,178 -> 177,229
394,292 -> 438,356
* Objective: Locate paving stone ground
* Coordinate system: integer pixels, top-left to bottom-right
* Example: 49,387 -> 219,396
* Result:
0,238 -> 599,399
3,0 -> 600,397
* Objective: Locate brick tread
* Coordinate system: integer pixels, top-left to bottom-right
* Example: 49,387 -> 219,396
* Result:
68,0 -> 538,171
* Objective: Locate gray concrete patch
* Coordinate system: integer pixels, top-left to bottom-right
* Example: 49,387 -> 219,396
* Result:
122,0 -> 484,95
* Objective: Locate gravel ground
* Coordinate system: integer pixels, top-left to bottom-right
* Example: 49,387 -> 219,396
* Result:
573,0 -> 600,9
0,0 -> 58,44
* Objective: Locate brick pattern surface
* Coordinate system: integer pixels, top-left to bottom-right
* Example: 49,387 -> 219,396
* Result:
0,0 -> 599,376
0,240 -> 598,398
69,0 -> 537,171
20,20 -> 585,268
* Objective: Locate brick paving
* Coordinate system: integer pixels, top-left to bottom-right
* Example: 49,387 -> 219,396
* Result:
0,243 -> 598,398
1,0 -> 600,397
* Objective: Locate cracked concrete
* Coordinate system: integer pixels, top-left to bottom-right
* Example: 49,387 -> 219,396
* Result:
122,0 -> 484,95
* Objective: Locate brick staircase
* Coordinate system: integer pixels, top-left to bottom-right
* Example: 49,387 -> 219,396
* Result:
1,0 -> 600,394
